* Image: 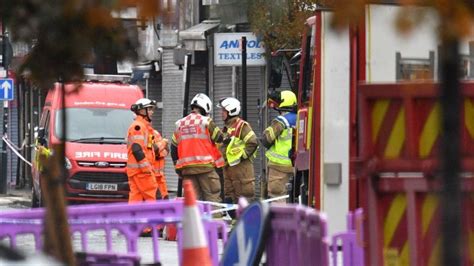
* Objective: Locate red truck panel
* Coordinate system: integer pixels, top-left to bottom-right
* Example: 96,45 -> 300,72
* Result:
357,82 -> 474,265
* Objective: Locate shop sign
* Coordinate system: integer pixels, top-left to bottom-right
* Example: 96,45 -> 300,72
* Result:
214,33 -> 266,66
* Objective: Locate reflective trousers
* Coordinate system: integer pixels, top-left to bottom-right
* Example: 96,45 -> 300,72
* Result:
128,173 -> 158,203
155,173 -> 169,199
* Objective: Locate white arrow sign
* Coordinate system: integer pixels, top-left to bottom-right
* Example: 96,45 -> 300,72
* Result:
0,79 -> 13,100
2,80 -> 10,99
233,222 -> 253,266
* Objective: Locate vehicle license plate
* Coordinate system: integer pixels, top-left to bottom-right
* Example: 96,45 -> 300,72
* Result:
86,183 -> 118,191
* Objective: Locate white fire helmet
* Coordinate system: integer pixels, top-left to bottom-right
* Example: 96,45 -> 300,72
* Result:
190,93 -> 212,115
217,97 -> 241,116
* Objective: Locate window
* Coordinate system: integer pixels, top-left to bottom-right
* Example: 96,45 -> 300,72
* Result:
396,51 -> 434,81
55,108 -> 134,142
300,24 -> 315,103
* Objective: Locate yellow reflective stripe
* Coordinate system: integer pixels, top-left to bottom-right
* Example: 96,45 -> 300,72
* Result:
266,150 -> 291,162
419,103 -> 440,158
127,162 -> 151,168
465,99 -> 474,138
171,134 -> 178,144
227,158 -> 241,166
384,194 -> 407,247
422,194 -> 440,265
384,108 -> 405,158
422,194 -> 438,235
242,131 -> 255,143
372,100 -> 390,142
399,242 -> 409,266
428,238 -> 441,266
268,127 -> 276,141
212,127 -> 219,140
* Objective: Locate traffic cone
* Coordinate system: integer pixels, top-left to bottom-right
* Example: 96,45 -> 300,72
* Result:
164,198 -> 181,241
181,180 -> 212,266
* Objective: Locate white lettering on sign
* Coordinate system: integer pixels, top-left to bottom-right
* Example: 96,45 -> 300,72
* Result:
214,33 -> 266,66
75,151 -> 127,160
103,152 -> 127,160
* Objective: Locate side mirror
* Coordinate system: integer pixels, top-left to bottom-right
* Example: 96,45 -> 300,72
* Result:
269,54 -> 284,89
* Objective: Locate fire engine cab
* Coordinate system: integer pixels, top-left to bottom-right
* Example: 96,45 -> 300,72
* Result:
31,74 -> 143,206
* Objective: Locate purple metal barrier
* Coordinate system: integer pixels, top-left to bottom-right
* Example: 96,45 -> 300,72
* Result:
265,204 -> 329,266
0,200 -> 225,265
330,208 -> 364,266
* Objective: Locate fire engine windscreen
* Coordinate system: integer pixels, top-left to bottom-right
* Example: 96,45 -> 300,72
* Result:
54,108 -> 134,142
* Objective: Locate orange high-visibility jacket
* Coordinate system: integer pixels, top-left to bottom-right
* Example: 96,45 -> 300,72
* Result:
211,143 -> 224,168
152,130 -> 168,176
126,116 -> 156,177
173,113 -> 219,169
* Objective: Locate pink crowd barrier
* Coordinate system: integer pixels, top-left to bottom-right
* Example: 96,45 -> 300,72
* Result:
330,208 -> 364,266
265,204 -> 330,266
0,200 -> 226,266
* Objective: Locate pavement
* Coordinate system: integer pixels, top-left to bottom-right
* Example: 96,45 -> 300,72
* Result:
0,185 -> 31,208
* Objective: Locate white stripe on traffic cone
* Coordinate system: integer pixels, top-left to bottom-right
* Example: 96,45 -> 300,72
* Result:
182,180 -> 212,266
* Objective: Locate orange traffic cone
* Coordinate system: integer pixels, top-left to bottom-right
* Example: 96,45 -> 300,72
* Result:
182,180 -> 212,266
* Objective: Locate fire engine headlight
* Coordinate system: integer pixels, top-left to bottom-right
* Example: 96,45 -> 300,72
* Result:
65,157 -> 72,170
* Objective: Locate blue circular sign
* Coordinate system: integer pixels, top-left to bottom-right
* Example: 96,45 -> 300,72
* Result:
221,201 -> 270,266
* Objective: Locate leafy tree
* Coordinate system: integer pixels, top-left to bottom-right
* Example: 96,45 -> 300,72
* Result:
248,0 -> 317,53
0,0 -> 161,87
0,1 -> 163,263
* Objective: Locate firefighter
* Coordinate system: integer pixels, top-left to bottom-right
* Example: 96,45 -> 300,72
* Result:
217,97 -> 258,204
126,98 -> 159,203
260,90 -> 297,203
152,129 -> 169,199
170,93 -> 225,204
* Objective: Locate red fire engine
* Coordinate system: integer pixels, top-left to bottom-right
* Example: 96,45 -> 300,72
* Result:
270,3 -> 474,265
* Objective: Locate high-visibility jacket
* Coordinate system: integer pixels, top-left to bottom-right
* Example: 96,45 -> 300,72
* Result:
225,118 -> 257,166
212,143 -> 225,168
265,112 -> 297,166
174,113 -> 219,169
126,116 -> 155,177
34,141 -> 52,173
152,130 -> 168,176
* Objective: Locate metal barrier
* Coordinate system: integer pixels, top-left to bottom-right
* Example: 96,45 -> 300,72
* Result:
265,205 -> 330,266
0,200 -> 227,265
331,208 -> 364,266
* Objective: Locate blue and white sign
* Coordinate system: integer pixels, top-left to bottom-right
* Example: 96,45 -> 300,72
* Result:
221,201 -> 270,266
214,33 -> 266,66
0,78 -> 14,101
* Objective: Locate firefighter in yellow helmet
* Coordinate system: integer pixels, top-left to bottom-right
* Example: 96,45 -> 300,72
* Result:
217,97 -> 258,207
261,90 -> 297,203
